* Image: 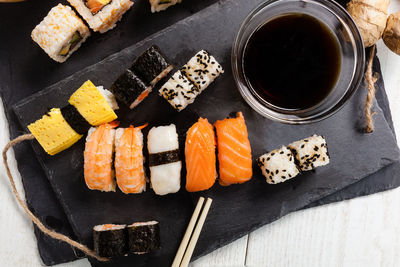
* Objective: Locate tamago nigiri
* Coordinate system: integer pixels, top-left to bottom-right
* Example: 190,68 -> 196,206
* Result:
214,112 -> 253,185
114,124 -> 147,194
185,118 -> 217,192
84,122 -> 118,192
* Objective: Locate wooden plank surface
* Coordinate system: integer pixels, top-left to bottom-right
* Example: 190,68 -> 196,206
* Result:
1,3 -> 400,266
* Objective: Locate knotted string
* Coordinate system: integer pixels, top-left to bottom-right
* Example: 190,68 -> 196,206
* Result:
2,134 -> 109,262
364,45 -> 379,133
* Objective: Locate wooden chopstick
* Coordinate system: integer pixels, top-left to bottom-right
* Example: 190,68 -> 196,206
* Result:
171,197 -> 205,267
180,198 -> 213,267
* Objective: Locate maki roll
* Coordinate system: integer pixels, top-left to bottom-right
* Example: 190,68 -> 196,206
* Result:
159,70 -> 200,111
84,123 -> 118,192
31,4 -> 90,63
130,45 -> 174,86
27,108 -> 82,155
110,69 -> 152,109
67,0 -> 133,33
61,104 -> 92,135
257,146 -> 300,184
147,124 -> 181,195
115,125 -> 147,194
288,134 -> 330,171
127,221 -> 160,254
181,50 -> 224,91
69,80 -> 118,126
93,224 -> 127,258
149,0 -> 182,13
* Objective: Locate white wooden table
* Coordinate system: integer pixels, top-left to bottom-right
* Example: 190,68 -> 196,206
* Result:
1,7 -> 400,267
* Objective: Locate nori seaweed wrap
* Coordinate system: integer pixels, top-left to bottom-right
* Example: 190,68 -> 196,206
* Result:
148,149 -> 180,167
130,45 -> 173,85
61,104 -> 91,134
127,221 -> 160,254
93,224 -> 127,258
109,69 -> 150,108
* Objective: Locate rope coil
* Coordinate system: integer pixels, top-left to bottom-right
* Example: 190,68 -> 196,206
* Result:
2,133 -> 109,262
365,45 -> 378,133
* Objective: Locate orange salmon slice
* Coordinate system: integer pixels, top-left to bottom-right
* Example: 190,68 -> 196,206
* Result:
185,118 -> 217,192
214,112 -> 253,186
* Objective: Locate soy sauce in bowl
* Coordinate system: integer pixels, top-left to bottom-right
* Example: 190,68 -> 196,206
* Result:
243,13 -> 341,110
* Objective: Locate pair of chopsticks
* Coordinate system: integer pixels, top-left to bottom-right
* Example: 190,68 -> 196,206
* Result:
172,197 -> 213,267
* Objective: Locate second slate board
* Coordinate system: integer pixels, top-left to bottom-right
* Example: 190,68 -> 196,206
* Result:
13,0 -> 400,266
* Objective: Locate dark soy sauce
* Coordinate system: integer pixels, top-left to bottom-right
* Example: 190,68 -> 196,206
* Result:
243,13 -> 341,110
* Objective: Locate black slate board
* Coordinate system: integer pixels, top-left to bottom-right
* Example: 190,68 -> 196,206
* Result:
1,0 -> 400,266
11,0 -> 400,266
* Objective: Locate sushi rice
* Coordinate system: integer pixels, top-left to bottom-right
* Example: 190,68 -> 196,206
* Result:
31,4 -> 90,63
149,0 -> 182,13
68,0 -> 133,33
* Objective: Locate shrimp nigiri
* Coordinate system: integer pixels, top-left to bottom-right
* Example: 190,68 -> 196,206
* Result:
115,124 -> 147,194
84,121 -> 118,192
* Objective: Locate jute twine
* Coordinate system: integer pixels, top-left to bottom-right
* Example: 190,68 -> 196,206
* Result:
2,133 -> 109,262
365,45 -> 379,133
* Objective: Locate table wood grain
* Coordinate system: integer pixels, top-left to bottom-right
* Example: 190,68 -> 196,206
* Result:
1,4 -> 400,265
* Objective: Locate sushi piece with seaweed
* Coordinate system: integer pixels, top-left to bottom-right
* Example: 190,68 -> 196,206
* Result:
181,50 -> 224,91
110,69 -> 152,109
257,146 -> 300,184
93,224 -> 127,258
27,108 -> 83,156
31,4 -> 90,63
159,70 -> 200,111
127,221 -> 160,254
288,135 -> 330,171
130,45 -> 173,86
147,124 -> 181,195
69,80 -> 118,126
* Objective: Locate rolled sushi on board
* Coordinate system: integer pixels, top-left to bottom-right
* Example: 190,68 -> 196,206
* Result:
127,221 -> 160,254
159,70 -> 200,111
257,146 -> 300,184
181,50 -> 224,91
67,0 -> 133,33
69,80 -> 118,126
288,134 -> 330,171
31,4 -> 90,63
27,108 -> 82,156
93,224 -> 127,258
110,69 -> 152,109
149,0 -> 182,13
147,124 -> 181,195
130,45 -> 174,86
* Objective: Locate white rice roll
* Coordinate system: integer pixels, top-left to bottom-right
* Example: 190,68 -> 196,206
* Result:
147,124 -> 181,195
159,70 -> 200,111
181,50 -> 224,91
288,134 -> 330,171
31,4 -> 90,63
97,86 -> 119,110
257,146 -> 300,184
68,0 -> 133,33
149,0 -> 182,13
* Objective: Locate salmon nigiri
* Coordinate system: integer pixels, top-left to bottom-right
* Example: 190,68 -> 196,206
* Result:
185,118 -> 217,192
84,122 -> 118,192
214,112 -> 252,186
115,124 -> 147,194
